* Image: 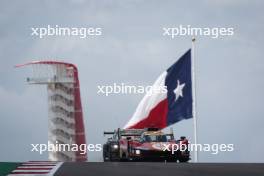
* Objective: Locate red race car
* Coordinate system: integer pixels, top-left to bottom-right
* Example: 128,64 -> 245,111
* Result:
103,128 -> 190,162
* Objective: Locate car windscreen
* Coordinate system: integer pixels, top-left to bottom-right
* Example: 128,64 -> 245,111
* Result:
144,135 -> 168,142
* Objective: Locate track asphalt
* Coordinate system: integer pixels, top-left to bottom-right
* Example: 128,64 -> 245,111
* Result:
54,162 -> 264,176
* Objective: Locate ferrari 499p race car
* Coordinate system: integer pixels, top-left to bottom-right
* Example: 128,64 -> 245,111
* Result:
103,128 -> 190,162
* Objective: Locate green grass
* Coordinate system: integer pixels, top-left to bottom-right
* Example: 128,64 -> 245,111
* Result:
0,162 -> 20,176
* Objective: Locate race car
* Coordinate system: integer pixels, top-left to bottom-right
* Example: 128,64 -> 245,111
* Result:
103,128 -> 190,162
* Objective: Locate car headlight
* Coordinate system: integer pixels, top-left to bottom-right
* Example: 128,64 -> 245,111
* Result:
135,149 -> 141,155
112,144 -> 118,149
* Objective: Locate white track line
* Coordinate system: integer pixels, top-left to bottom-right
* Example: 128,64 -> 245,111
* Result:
8,162 -> 63,176
17,166 -> 53,169
48,162 -> 63,176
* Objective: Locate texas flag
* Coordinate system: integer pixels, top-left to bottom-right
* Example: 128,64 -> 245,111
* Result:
124,49 -> 193,129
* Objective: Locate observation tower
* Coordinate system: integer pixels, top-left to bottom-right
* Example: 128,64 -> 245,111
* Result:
16,61 -> 87,161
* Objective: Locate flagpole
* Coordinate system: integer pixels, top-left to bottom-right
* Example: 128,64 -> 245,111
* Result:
191,37 -> 198,162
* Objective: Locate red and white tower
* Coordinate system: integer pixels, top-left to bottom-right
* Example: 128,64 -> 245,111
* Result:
16,61 -> 87,162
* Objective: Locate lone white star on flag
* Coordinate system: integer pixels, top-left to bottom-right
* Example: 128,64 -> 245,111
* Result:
173,80 -> 185,101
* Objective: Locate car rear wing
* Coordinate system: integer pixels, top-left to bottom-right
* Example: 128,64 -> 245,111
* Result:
103,127 -> 175,139
104,128 -> 144,139
103,131 -> 115,135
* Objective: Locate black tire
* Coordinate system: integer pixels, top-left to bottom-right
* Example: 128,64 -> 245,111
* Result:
176,150 -> 190,163
103,144 -> 110,162
178,157 -> 189,163
103,156 -> 109,162
167,158 -> 177,162
119,153 -> 128,162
